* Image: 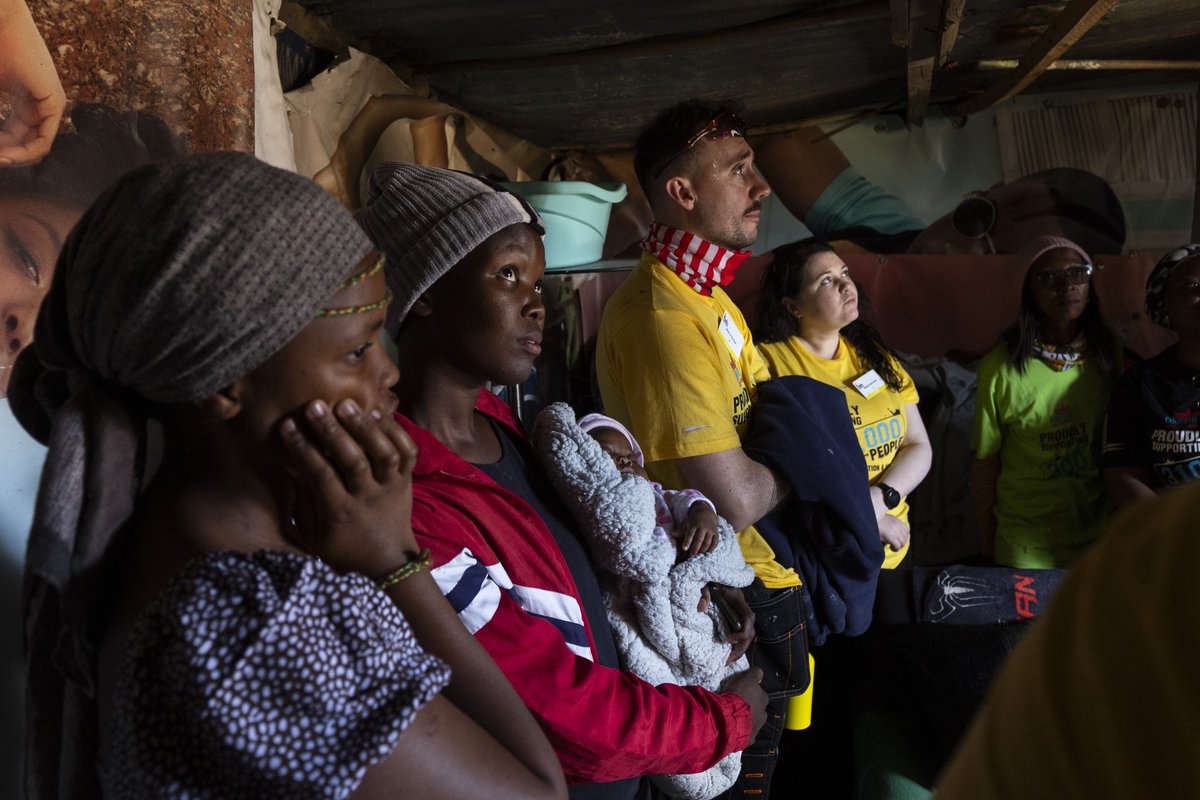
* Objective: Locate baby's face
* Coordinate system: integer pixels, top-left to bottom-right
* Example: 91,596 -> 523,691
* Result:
589,427 -> 648,480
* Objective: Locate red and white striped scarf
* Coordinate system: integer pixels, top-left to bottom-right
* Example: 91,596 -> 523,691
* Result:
642,222 -> 751,296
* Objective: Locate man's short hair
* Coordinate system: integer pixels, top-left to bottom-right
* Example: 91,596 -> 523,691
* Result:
633,98 -> 743,199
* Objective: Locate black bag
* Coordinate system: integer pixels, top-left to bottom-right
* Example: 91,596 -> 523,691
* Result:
742,579 -> 811,698
873,564 -> 1067,627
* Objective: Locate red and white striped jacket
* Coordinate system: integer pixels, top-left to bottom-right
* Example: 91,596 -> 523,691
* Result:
396,389 -> 752,785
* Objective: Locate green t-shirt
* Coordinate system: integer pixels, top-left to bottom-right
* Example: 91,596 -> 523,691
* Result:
972,343 -> 1115,568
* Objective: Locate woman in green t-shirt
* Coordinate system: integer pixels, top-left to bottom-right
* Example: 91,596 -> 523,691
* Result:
971,235 -> 1120,569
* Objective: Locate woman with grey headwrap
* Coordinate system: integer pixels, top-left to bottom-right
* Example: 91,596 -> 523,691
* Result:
1102,244 -> 1200,506
10,152 -> 565,800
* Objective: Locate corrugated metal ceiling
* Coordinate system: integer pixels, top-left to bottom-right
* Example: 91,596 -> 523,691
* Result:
290,0 -> 1200,149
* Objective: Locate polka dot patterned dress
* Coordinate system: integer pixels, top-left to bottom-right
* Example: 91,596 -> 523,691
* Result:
101,550 -> 451,799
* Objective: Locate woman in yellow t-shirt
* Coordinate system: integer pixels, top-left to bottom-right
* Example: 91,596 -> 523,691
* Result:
755,238 -> 931,568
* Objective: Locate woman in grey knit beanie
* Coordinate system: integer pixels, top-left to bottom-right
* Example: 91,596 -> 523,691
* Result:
355,161 -> 544,338
11,152 -> 565,800
355,162 -> 765,796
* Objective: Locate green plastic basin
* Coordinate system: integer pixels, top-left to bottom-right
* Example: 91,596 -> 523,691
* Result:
503,181 -> 629,269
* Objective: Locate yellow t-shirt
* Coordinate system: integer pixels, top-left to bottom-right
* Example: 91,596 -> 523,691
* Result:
758,335 -> 919,569
597,254 -> 798,587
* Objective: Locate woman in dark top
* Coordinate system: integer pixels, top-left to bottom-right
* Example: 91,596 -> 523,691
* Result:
1103,244 -> 1200,504
357,161 -> 767,800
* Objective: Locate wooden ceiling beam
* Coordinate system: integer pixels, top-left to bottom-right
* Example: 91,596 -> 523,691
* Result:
278,0 -> 360,56
405,1 -> 886,75
950,0 -> 1119,116
977,58 -> 1200,70
581,108 -> 882,152
905,0 -> 943,125
890,0 -> 910,47
907,56 -> 935,124
938,0 -> 967,66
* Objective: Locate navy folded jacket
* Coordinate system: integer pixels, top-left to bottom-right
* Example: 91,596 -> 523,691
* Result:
743,375 -> 884,645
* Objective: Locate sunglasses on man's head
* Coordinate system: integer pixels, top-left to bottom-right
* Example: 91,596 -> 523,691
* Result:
1032,264 -> 1093,287
650,111 -> 748,180
682,111 -> 747,150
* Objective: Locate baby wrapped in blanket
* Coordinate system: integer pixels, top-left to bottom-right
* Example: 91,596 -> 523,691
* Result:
532,403 -> 754,800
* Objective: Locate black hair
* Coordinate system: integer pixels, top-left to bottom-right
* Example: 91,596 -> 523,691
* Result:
0,103 -> 186,208
632,98 -> 742,201
1005,253 -> 1120,375
757,238 -> 905,392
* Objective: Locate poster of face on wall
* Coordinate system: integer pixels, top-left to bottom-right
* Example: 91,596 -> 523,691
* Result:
1,0 -> 254,397
0,1 -> 253,794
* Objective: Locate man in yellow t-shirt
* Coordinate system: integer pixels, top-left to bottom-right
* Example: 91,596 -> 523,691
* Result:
596,100 -> 793,589
596,100 -> 798,799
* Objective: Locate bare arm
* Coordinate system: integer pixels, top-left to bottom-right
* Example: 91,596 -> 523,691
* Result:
314,94 -> 458,210
0,0 -> 65,165
971,455 -> 1001,560
675,447 -> 788,532
752,127 -> 851,221
353,570 -> 566,800
869,403 -> 933,519
1103,466 -> 1156,509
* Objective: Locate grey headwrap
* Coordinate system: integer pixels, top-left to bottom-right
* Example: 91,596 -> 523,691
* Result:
354,162 -> 543,336
10,151 -> 373,799
1145,244 -> 1200,328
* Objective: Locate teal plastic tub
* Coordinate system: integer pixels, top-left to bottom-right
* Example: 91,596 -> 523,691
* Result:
503,181 -> 628,269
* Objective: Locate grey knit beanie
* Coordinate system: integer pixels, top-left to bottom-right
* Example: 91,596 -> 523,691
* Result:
355,162 -> 544,335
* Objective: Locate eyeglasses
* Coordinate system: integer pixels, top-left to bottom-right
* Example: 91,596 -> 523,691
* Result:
951,191 -> 998,254
1031,264 -> 1094,287
649,111 -> 748,180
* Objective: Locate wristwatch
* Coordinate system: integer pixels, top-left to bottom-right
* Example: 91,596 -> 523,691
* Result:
877,482 -> 901,510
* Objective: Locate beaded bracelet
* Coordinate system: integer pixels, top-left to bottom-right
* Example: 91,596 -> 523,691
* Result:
376,548 -> 432,589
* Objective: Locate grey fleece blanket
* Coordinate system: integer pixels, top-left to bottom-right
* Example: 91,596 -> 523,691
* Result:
532,403 -> 754,800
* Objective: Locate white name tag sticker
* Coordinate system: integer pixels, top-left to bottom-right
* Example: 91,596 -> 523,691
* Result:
718,312 -> 745,359
852,369 -> 886,398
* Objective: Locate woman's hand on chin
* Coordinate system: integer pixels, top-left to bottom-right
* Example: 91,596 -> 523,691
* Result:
280,397 -> 421,575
